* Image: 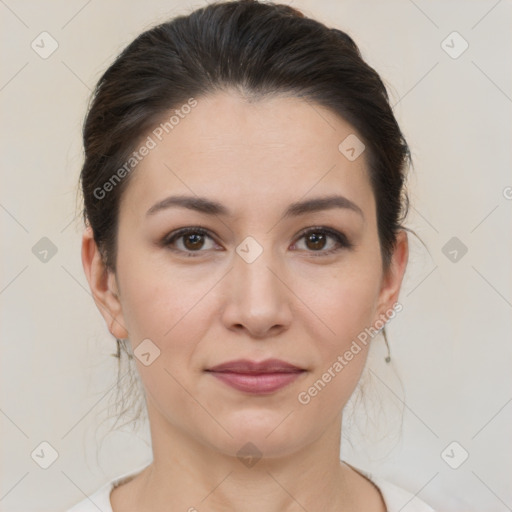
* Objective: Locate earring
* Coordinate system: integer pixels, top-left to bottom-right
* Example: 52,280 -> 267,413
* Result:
382,326 -> 391,363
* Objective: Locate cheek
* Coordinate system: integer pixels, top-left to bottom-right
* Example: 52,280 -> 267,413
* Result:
294,258 -> 382,348
325,277 -> 380,341
291,256 -> 382,400
292,276 -> 379,424
116,241 -> 202,339
116,252 -> 222,384
115,260 -> 214,429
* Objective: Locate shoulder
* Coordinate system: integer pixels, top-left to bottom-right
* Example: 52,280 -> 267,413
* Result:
64,481 -> 114,512
345,462 -> 436,512
64,464 -> 150,512
375,480 -> 434,512
369,475 -> 436,512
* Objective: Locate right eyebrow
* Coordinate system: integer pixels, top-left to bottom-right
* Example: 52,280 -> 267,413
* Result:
146,195 -> 230,217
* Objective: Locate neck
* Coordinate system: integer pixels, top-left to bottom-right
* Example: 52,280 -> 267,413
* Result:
128,402 -> 357,512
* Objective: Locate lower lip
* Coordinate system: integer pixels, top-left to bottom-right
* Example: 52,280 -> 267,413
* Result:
208,371 -> 304,394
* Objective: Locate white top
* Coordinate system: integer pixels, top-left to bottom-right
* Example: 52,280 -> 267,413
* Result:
65,463 -> 435,512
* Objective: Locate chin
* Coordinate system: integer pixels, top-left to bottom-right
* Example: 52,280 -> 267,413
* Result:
201,409 -> 318,461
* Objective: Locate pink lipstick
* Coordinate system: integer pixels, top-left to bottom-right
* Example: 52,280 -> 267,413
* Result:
206,359 -> 305,394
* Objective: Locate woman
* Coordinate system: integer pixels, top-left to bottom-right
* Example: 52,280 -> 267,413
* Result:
68,1 -> 435,510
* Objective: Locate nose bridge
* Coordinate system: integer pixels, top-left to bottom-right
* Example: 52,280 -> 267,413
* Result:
235,237 -> 282,304
240,253 -> 275,293
221,235 -> 292,335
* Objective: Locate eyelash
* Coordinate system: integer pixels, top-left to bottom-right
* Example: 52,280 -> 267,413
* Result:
161,226 -> 353,257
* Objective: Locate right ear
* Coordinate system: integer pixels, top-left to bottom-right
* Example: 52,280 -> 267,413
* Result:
81,225 -> 128,340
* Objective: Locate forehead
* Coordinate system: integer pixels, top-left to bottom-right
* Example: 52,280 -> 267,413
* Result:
119,91 -> 374,221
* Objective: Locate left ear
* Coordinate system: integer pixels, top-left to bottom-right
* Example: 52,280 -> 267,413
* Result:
375,229 -> 409,317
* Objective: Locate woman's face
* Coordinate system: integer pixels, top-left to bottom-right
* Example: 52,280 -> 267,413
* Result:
83,91 -> 407,458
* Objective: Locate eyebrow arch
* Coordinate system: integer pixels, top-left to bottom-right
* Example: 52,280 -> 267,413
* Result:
146,194 -> 364,219
146,195 -> 229,217
282,195 -> 364,219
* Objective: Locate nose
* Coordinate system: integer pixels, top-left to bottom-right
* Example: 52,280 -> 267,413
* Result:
220,244 -> 293,339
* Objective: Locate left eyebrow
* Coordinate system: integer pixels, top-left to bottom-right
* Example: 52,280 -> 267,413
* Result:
282,195 -> 364,219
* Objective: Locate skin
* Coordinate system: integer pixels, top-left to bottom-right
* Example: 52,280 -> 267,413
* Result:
82,90 -> 408,512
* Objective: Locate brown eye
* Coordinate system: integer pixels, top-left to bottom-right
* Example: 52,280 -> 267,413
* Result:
304,231 -> 327,250
183,232 -> 205,250
293,227 -> 352,255
163,227 -> 218,255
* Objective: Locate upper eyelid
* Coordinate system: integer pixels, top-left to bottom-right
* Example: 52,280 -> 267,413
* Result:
164,227 -> 217,246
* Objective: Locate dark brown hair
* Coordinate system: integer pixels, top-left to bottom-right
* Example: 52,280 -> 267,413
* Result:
79,0 -> 411,431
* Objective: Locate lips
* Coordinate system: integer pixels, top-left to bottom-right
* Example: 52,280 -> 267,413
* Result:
205,359 -> 305,394
207,358 -> 304,374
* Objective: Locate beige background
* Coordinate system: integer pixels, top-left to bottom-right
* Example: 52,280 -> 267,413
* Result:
1,1 -> 511,510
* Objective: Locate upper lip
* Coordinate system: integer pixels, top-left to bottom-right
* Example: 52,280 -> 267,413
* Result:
206,358 -> 304,374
